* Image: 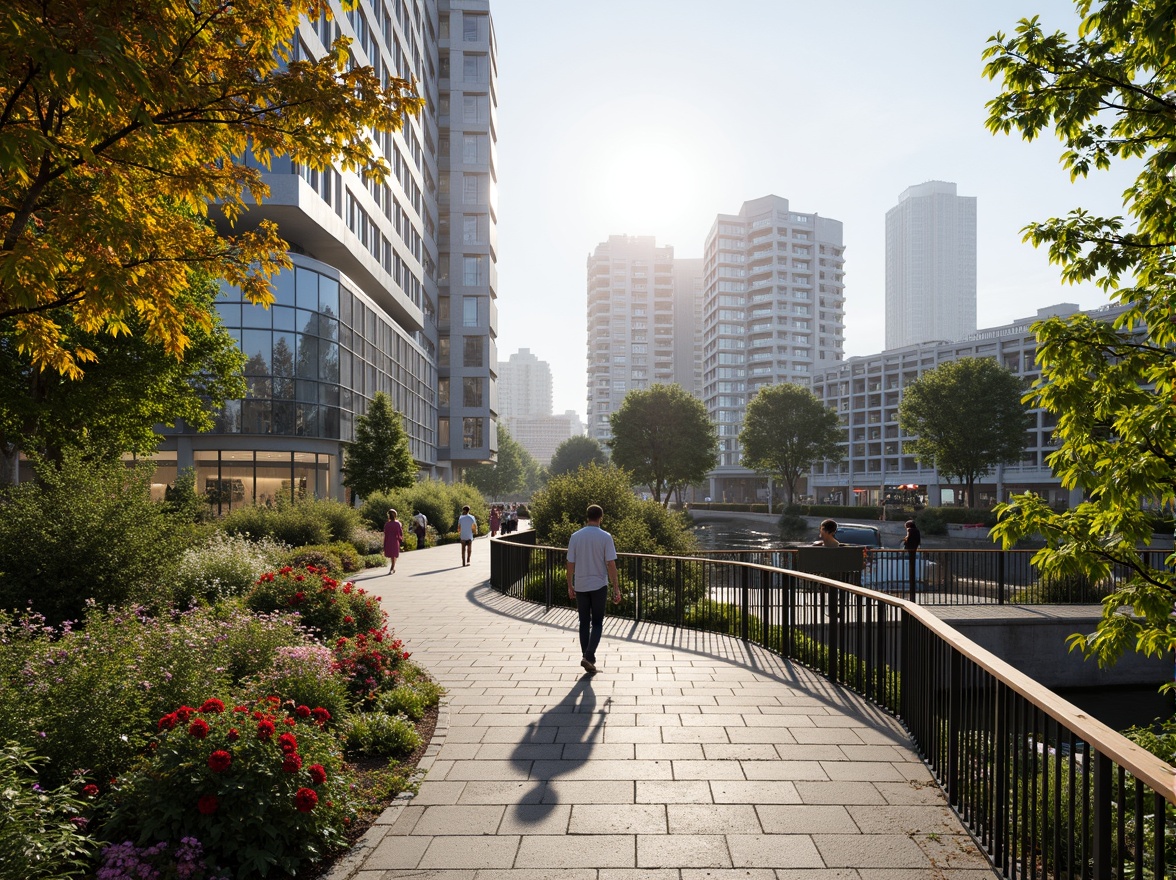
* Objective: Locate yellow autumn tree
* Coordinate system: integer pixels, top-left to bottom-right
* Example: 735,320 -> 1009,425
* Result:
0,0 -> 422,377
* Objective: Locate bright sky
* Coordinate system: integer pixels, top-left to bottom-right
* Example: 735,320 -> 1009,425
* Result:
490,0 -> 1132,416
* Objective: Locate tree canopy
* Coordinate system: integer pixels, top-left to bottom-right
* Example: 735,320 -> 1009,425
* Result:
0,274 -> 245,469
739,383 -> 844,506
548,434 -> 608,477
342,392 -> 415,501
608,384 -> 718,507
0,0 -> 421,377
983,0 -> 1176,667
463,425 -> 537,499
898,358 -> 1028,508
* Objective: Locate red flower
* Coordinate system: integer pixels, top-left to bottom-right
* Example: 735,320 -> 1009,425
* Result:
208,750 -> 232,773
312,707 -> 331,724
282,753 -> 303,773
233,705 -> 248,713
200,698 -> 225,714
175,706 -> 194,723
197,794 -> 219,815
158,713 -> 178,731
278,732 -> 298,754
188,719 -> 210,739
295,705 -> 311,718
226,728 -> 239,742
257,719 -> 276,741
294,787 -> 318,813
82,783 -> 99,798
307,764 -> 327,785
283,717 -> 297,727
343,615 -> 354,624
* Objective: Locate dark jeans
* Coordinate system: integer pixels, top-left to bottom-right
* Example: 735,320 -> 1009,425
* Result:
575,586 -> 607,663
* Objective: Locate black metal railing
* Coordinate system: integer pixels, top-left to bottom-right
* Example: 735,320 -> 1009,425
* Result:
693,547 -> 1175,606
490,533 -> 1176,879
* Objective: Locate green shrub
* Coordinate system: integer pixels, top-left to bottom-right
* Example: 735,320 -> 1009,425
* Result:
350,528 -> 384,556
362,553 -> 386,569
915,508 -> 948,535
106,698 -> 356,879
241,644 -> 351,723
531,464 -> 695,555
0,743 -> 96,880
246,565 -> 384,641
0,453 -> 190,622
220,503 -> 334,548
342,712 -> 420,759
301,498 -> 363,543
173,532 -> 289,605
279,546 -> 343,574
375,683 -> 437,721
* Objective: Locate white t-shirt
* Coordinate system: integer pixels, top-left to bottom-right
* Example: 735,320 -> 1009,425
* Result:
414,512 -> 428,529
458,513 -> 477,541
566,524 -> 618,591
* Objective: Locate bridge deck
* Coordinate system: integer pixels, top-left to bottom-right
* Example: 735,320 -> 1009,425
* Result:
339,536 -> 995,878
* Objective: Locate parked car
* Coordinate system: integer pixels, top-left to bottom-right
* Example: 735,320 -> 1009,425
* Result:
831,523 -> 937,592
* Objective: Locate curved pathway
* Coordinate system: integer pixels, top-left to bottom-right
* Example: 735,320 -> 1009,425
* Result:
336,536 -> 995,879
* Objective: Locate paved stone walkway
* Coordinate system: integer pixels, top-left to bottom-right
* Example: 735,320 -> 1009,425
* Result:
334,536 -> 997,879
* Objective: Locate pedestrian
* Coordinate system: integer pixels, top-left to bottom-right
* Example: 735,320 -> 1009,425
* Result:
565,504 -> 621,674
413,509 -> 428,547
490,505 -> 501,537
814,518 -> 841,547
458,505 -> 477,567
902,519 -> 922,553
383,509 -> 403,574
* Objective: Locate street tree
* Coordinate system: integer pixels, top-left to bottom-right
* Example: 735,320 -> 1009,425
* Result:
608,384 -> 718,507
342,393 -> 415,501
899,358 -> 1028,508
0,0 -> 422,377
548,435 -> 608,476
739,383 -> 844,507
464,425 -> 536,499
983,0 -> 1176,667
0,276 -> 245,466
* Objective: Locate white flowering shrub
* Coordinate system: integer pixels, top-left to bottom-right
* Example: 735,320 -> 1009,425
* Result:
173,533 -> 289,605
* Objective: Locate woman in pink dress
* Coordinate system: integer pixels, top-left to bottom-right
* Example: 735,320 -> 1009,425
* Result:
383,509 -> 403,573
490,505 -> 501,537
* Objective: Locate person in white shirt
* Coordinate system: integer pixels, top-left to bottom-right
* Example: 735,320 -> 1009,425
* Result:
457,505 -> 477,567
413,510 -> 428,547
565,504 -> 621,674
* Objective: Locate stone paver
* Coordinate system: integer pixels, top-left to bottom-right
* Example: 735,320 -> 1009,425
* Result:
327,537 -> 991,878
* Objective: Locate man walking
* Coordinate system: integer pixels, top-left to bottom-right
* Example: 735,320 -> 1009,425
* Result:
566,504 -> 621,674
458,505 -> 477,567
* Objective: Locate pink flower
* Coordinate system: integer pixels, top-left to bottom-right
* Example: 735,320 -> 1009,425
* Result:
208,750 -> 232,773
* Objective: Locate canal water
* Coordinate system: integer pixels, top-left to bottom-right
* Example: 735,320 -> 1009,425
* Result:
690,516 -> 1173,732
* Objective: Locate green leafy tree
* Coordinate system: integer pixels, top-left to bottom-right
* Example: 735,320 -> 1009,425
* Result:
464,425 -> 535,499
983,0 -> 1176,667
898,358 -> 1028,508
0,0 -> 421,377
608,384 -> 718,507
548,435 -> 608,476
342,392 -> 415,501
0,276 -> 245,472
739,383 -> 844,506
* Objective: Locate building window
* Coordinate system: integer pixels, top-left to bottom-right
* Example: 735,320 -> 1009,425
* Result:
438,377 -> 450,407
439,417 -> 450,447
463,377 -> 484,407
462,95 -> 485,123
462,417 -> 483,448
462,295 -> 479,326
462,134 -> 485,165
462,255 -> 484,286
463,14 -> 483,41
463,54 -> 487,83
462,214 -> 483,243
463,336 -> 484,367
462,174 -> 482,204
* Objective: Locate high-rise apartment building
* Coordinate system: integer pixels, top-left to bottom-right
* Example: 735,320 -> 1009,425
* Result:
585,236 -> 703,445
152,0 -> 497,507
701,195 -> 846,502
509,410 -> 585,467
497,348 -> 553,423
885,181 -> 976,349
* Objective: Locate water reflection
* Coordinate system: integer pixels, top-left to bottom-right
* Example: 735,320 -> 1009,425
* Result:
691,517 -> 788,552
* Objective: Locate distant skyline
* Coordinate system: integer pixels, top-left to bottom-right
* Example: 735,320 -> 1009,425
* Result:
489,0 -> 1133,415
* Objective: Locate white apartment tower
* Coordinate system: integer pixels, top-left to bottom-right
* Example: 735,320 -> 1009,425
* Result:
585,236 -> 703,445
701,195 -> 846,502
885,181 -> 977,349
497,348 -> 553,423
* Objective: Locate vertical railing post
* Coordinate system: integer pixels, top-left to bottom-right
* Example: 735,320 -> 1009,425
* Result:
998,549 -> 1006,605
1091,751 -> 1112,878
674,558 -> 684,627
740,564 -> 750,642
948,650 -> 962,806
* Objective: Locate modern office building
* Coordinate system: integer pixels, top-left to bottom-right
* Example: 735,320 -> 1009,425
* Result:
807,302 -> 1122,510
885,181 -> 977,349
496,348 -> 553,424
585,236 -> 703,445
149,0 -> 497,507
701,195 -> 846,502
